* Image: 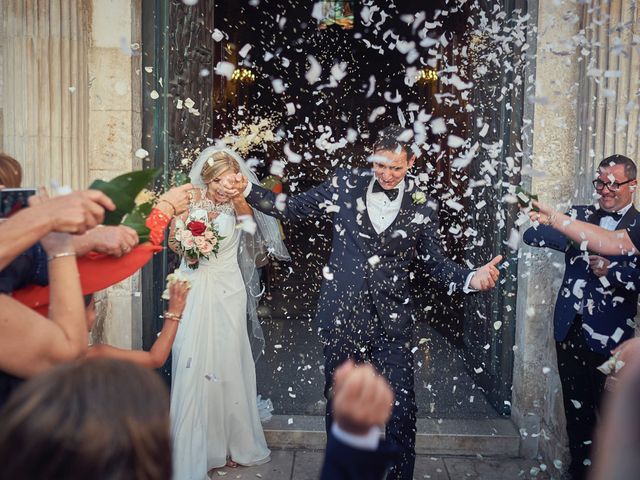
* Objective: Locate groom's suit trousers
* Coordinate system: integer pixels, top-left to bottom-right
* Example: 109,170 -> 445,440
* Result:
322,287 -> 417,480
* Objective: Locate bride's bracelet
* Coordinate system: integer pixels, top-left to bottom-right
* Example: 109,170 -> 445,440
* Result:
164,311 -> 182,323
157,199 -> 177,217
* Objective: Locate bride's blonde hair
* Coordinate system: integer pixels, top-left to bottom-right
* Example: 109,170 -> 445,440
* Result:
200,151 -> 240,183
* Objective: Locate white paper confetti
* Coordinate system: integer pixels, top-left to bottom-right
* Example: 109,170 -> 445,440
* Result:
134,148 -> 149,159
214,61 -> 235,80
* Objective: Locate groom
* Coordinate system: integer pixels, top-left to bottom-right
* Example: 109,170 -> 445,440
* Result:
229,126 -> 501,479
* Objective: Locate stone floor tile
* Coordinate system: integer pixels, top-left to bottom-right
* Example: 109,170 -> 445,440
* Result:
443,457 -> 551,479
291,450 -> 325,480
414,456 -> 450,479
208,450 -> 294,479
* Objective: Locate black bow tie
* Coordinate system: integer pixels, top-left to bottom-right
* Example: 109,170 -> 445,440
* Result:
372,180 -> 399,201
591,209 -> 624,222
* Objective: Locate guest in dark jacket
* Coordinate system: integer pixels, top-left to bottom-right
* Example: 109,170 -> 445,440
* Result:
523,154 -> 639,480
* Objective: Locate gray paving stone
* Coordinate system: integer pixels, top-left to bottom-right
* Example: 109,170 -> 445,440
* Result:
443,457 -> 552,480
208,450 -> 294,479
414,456 -> 450,479
291,450 -> 325,480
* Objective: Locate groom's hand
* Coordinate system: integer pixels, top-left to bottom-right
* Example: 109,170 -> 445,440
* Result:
222,173 -> 248,198
469,255 -> 503,291
332,361 -> 394,435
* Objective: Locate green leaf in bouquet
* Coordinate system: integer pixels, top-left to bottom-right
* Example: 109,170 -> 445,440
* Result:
172,171 -> 190,187
515,186 -> 539,212
90,168 -> 162,225
122,201 -> 154,243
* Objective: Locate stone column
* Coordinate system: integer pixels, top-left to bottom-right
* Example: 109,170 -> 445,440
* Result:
512,0 -> 582,470
0,0 -> 89,189
87,0 -> 143,350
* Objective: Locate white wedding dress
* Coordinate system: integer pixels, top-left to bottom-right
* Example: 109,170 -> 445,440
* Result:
170,200 -> 271,480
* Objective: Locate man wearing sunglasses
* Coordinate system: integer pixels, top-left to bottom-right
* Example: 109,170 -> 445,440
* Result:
523,154 -> 638,480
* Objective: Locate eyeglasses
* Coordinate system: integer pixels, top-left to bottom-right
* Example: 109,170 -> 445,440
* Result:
592,178 -> 635,192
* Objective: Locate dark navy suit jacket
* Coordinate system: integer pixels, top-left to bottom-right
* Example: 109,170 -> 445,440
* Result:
320,430 -> 400,480
523,205 -> 639,355
246,168 -> 472,340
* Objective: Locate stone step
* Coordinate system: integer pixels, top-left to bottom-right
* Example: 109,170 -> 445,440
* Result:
263,415 -> 521,457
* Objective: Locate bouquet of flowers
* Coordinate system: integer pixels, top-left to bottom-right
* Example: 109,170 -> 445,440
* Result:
173,216 -> 222,269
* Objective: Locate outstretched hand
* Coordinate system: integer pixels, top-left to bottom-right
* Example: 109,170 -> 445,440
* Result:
167,280 -> 190,318
28,188 -> 115,234
469,255 -> 503,291
527,200 -> 557,225
76,225 -> 139,257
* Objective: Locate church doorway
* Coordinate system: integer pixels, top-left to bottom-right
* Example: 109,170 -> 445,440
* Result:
142,0 -> 528,420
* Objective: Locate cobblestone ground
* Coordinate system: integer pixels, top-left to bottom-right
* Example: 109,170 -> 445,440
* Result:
208,450 -> 553,480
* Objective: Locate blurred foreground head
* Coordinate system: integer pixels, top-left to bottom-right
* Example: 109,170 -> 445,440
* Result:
0,153 -> 22,188
0,358 -> 171,480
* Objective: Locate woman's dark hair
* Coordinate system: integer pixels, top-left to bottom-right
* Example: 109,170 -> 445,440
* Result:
0,358 -> 172,480
0,153 -> 22,188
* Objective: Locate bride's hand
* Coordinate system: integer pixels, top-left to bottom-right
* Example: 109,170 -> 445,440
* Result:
156,184 -> 194,217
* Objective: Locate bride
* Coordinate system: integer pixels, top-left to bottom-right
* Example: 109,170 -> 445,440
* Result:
169,146 -> 289,479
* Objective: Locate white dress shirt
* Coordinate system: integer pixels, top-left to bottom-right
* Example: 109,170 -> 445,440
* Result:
577,203 -> 632,314
366,177 -> 476,292
366,178 -> 405,234
598,203 -> 632,230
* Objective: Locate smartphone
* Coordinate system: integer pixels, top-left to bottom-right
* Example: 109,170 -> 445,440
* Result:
515,186 -> 539,212
0,188 -> 37,218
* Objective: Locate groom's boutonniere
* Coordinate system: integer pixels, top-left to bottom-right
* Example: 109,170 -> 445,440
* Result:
412,191 -> 427,205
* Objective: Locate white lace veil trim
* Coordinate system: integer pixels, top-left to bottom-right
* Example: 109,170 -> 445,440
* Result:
189,146 -> 290,361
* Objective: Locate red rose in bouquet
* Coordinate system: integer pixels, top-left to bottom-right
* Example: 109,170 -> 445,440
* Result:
187,220 -> 207,236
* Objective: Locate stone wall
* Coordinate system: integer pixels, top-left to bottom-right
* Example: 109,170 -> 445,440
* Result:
0,0 -> 90,189
512,0 -> 581,472
0,0 -> 143,350
88,0 -> 143,349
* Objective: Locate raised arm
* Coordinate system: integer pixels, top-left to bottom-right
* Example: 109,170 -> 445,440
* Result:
522,222 -> 569,252
529,201 -> 636,256
87,280 -> 190,368
229,172 -> 337,222
231,192 -> 254,217
0,190 -> 114,271
0,233 -> 87,378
